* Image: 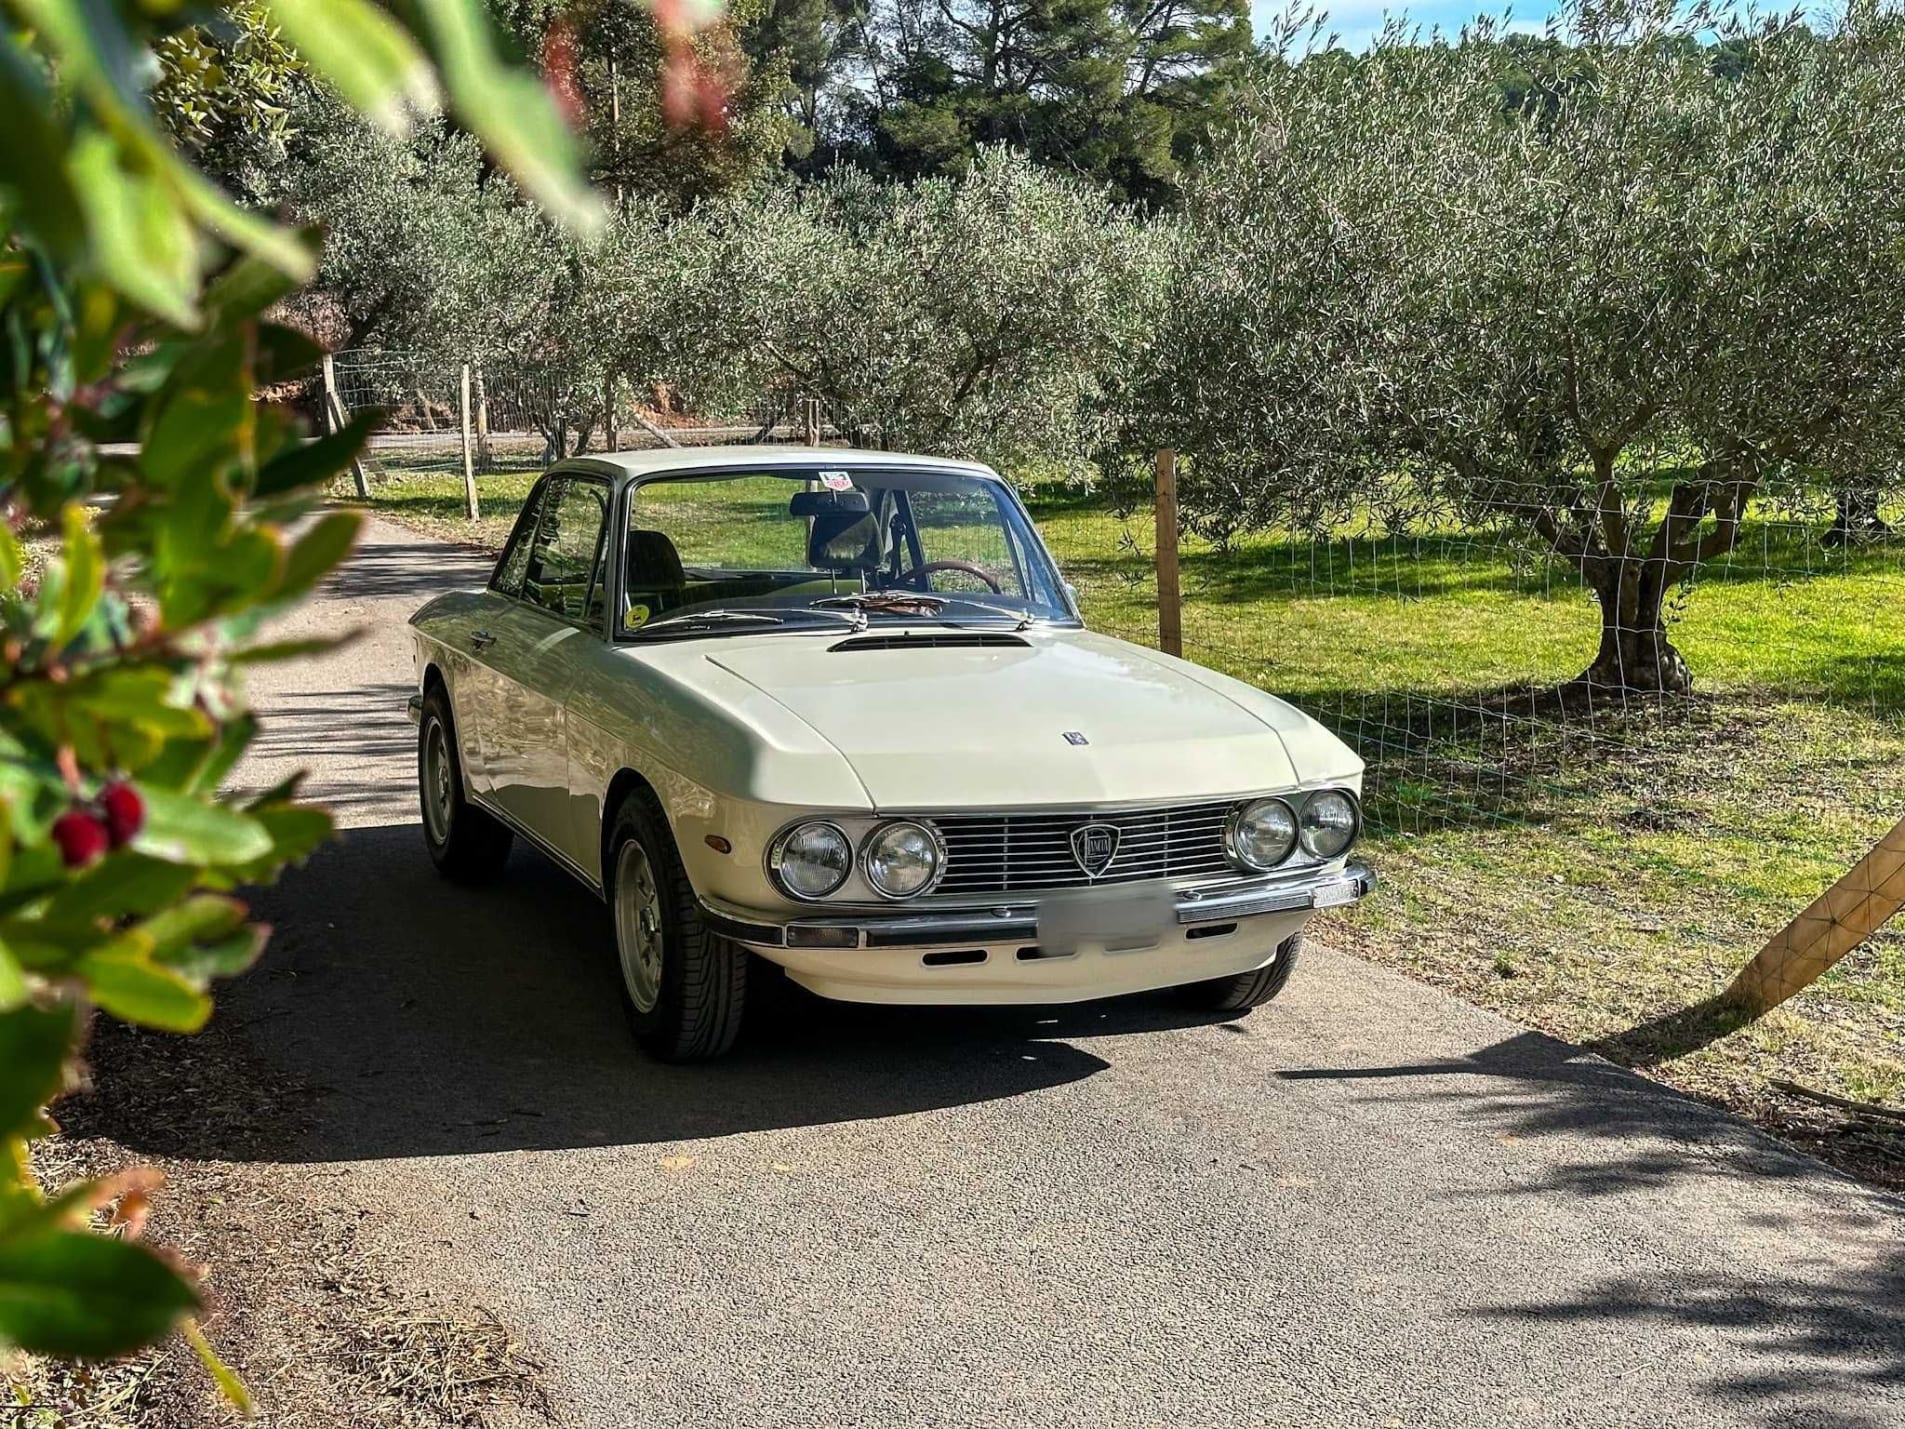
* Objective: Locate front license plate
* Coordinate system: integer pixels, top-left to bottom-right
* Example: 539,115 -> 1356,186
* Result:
1036,881 -> 1174,958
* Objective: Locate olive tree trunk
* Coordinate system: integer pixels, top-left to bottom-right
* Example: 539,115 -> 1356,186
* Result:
1826,486 -> 1892,546
1578,555 -> 1691,696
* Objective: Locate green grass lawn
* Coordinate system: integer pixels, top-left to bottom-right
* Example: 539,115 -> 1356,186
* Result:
359,463 -> 1905,1184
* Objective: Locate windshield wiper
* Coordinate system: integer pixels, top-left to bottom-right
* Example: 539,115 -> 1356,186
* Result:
632,607 -> 864,640
810,593 -> 949,615
811,591 -> 1038,630
949,600 -> 1039,631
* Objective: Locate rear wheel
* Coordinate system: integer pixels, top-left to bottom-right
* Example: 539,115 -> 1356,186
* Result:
418,684 -> 512,883
1179,933 -> 1304,1013
608,794 -> 748,1062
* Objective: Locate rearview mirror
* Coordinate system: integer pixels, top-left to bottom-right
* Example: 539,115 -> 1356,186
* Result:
790,489 -> 870,517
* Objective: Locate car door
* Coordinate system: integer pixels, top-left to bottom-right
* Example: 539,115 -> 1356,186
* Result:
455,477 -> 552,798
481,473 -> 613,870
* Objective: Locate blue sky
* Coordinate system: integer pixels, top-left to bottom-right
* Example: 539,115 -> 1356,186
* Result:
1252,1 -> 1562,53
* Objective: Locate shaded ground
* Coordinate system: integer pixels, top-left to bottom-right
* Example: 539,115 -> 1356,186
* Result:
48,515 -> 1905,1428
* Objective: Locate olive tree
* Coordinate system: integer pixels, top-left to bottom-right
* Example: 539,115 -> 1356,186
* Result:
1142,0 -> 1905,693
703,151 -> 1164,474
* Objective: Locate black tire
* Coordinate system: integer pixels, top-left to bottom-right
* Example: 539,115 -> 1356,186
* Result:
606,792 -> 748,1062
1179,933 -> 1304,1013
418,683 -> 513,883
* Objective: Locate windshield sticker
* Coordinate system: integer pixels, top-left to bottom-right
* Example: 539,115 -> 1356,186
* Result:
625,604 -> 651,630
819,471 -> 854,490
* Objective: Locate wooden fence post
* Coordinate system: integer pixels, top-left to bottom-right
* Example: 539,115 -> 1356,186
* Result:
459,363 -> 479,520
1724,815 -> 1905,1014
322,353 -> 372,501
1155,448 -> 1182,658
473,364 -> 490,467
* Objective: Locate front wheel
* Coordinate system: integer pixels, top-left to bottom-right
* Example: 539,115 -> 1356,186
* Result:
608,795 -> 748,1062
1179,933 -> 1304,1013
418,684 -> 513,883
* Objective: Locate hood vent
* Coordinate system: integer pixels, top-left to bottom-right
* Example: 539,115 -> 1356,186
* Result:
830,632 -> 1031,652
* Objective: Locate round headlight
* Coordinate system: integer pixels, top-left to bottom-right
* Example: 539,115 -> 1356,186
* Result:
1227,797 -> 1298,871
771,821 -> 852,899
1299,790 -> 1360,859
862,821 -> 944,900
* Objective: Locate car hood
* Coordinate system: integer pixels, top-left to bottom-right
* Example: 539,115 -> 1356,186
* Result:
697,627 -> 1359,810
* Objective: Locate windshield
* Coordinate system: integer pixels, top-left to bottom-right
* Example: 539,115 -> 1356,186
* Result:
618,467 -> 1073,637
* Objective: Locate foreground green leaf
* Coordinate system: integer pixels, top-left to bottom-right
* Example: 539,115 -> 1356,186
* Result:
132,789 -> 274,866
0,1003 -> 79,1140
0,1230 -> 199,1359
77,945 -> 211,1032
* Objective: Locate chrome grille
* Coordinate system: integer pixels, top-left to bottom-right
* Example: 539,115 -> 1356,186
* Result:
930,801 -> 1239,896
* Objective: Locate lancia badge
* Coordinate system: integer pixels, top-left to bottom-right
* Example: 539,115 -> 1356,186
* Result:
1070,823 -> 1120,878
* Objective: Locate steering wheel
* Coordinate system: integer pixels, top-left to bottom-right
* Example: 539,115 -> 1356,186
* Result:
901,559 -> 1005,595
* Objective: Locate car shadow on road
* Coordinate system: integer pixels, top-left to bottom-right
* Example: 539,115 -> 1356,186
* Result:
77,821 -> 1230,1164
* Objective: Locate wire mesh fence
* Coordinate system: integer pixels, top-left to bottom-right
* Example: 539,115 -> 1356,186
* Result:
1061,463 -> 1905,1106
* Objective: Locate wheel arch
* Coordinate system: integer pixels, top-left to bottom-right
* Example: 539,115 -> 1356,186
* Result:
601,767 -> 665,890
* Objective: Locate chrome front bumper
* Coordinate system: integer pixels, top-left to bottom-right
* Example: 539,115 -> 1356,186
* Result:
701,863 -> 1376,951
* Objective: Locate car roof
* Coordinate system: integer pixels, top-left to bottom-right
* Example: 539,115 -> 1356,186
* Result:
549,445 -> 1004,489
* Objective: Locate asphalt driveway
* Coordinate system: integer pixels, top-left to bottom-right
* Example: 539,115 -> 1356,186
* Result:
127,517 -> 1904,1428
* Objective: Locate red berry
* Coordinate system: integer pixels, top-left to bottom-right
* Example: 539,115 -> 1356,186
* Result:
52,811 -> 110,868
100,782 -> 144,848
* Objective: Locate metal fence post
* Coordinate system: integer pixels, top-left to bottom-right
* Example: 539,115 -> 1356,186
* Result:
1155,448 -> 1183,658
459,362 -> 479,520
322,353 -> 372,501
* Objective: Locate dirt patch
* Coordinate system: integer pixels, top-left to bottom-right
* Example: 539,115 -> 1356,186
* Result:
19,1010 -> 545,1429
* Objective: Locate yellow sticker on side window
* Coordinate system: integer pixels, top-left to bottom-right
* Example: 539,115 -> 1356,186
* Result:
625,604 -> 651,630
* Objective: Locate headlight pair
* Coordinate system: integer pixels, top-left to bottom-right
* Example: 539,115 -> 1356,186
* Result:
1226,789 -> 1360,872
769,819 -> 945,901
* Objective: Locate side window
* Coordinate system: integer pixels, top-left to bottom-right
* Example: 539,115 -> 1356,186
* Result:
491,480 -> 549,596
523,478 -> 610,624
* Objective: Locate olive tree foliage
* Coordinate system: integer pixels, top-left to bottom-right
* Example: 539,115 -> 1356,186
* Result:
1141,0 -> 1905,693
282,96 -> 566,362
0,0 -> 597,1385
695,151 -> 1164,474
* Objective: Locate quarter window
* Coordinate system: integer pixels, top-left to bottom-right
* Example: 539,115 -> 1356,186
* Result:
491,480 -> 549,597
522,477 -> 610,624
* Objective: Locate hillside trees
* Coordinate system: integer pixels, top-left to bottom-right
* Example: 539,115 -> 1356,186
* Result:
495,0 -> 794,207
829,0 -> 1254,206
1139,0 -> 1905,694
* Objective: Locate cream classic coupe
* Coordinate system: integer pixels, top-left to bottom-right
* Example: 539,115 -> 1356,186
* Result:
407,447 -> 1373,1060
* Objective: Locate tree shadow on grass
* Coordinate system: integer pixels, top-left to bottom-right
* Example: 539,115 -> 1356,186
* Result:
1282,680 -> 1734,836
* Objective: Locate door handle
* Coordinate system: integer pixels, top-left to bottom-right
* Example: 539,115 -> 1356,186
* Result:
470,628 -> 497,651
